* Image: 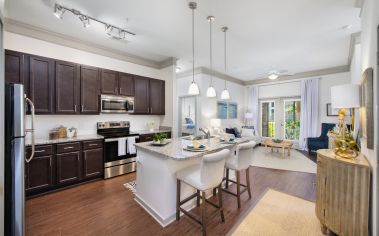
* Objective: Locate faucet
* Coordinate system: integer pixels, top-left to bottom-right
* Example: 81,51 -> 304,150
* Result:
199,127 -> 211,139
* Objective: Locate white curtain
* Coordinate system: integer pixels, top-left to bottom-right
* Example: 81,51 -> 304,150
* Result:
247,85 -> 259,130
299,78 -> 319,150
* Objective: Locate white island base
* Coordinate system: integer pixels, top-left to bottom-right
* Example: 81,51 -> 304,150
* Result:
134,138 -> 247,227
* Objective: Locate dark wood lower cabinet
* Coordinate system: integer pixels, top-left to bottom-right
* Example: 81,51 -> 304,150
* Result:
56,151 -> 81,185
25,155 -> 53,192
82,148 -> 103,179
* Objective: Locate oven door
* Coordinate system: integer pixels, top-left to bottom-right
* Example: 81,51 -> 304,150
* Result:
103,136 -> 139,165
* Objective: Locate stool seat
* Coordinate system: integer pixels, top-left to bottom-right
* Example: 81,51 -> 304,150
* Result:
177,164 -> 209,191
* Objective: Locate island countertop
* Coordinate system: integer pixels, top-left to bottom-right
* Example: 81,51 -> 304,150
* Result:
134,137 -> 252,160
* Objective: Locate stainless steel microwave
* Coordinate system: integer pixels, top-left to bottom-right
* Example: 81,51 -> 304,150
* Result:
101,95 -> 134,113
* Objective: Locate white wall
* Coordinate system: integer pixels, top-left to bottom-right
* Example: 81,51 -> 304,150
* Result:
177,73 -> 246,134
5,32 -> 176,138
358,0 -> 379,234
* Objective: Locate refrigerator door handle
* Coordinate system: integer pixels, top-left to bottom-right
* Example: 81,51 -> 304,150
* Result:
25,96 -> 35,163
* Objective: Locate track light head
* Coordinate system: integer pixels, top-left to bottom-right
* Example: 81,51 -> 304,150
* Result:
79,15 -> 90,28
54,4 -> 65,19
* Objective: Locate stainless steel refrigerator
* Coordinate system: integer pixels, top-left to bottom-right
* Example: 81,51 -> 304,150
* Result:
4,83 -> 35,236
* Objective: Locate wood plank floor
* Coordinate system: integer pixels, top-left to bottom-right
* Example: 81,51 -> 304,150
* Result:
26,166 -> 316,236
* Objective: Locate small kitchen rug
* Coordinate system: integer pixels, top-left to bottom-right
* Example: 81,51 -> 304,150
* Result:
123,181 -> 136,195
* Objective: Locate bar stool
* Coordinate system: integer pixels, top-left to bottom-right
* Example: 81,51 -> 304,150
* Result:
223,141 -> 256,208
176,149 -> 230,236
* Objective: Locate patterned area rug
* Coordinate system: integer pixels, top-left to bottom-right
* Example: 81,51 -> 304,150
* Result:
251,147 -> 316,174
123,181 -> 136,195
230,189 -> 323,236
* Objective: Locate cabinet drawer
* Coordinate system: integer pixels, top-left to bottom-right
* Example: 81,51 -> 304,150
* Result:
140,134 -> 154,142
26,145 -> 53,157
83,140 -> 103,150
56,142 -> 81,154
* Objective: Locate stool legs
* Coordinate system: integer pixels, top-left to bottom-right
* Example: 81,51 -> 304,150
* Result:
246,168 -> 252,199
176,179 -> 181,220
225,168 -> 230,189
201,191 -> 207,236
196,190 -> 200,207
218,184 -> 225,223
236,170 -> 241,208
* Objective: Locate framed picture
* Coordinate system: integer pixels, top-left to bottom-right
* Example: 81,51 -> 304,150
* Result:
360,68 -> 374,149
326,103 -> 350,116
217,101 -> 238,119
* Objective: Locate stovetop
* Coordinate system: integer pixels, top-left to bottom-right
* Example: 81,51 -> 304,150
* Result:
99,132 -> 139,139
97,121 -> 139,138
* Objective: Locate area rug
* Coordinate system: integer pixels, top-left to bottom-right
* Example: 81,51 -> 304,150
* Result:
230,189 -> 323,236
250,147 -> 316,174
123,181 -> 136,195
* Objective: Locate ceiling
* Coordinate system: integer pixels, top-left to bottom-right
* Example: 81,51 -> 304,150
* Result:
4,0 -> 361,81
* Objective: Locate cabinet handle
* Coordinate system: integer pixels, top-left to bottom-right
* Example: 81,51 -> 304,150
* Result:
84,156 -> 87,161
81,105 -> 84,112
119,87 -> 122,94
74,105 -> 77,112
49,158 -> 52,167
35,150 -> 45,153
151,107 -> 153,113
77,156 -> 79,161
89,144 -> 98,147
64,146 -> 74,150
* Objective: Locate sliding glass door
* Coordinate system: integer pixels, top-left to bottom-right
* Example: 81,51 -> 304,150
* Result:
260,98 -> 301,142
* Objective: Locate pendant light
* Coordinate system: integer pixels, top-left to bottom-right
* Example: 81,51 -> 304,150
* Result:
221,26 -> 231,100
206,16 -> 217,98
188,2 -> 200,95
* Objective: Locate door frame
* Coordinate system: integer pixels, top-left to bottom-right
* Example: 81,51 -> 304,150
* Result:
259,99 -> 276,139
282,98 -> 301,141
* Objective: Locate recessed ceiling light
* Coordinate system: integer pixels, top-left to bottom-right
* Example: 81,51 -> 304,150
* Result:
176,66 -> 182,72
268,73 -> 279,80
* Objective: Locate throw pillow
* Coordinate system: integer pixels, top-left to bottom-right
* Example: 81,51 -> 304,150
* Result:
233,127 -> 242,138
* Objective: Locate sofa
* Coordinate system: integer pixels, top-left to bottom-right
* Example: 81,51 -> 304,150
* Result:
223,124 -> 262,146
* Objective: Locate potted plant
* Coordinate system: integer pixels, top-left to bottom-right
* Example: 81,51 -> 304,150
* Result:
153,133 -> 168,144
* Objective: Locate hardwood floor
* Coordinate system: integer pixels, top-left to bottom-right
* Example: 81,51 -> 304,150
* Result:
26,166 -> 316,236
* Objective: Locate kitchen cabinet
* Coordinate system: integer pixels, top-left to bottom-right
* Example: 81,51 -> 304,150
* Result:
149,79 -> 165,115
29,55 -> 55,114
80,65 -> 100,114
134,76 -> 150,114
119,72 -> 134,96
101,69 -> 118,95
139,131 -> 171,143
25,145 -> 54,193
56,151 -> 81,185
55,60 -> 80,114
82,148 -> 103,179
5,50 -> 25,84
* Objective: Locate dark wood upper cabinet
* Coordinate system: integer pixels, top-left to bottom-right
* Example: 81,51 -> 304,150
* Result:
149,79 -> 165,115
119,73 -> 134,96
101,69 -> 118,95
55,61 -> 80,114
56,151 -> 81,185
134,76 -> 150,114
29,56 -> 55,114
5,50 -> 25,84
82,148 -> 103,179
81,65 -> 100,114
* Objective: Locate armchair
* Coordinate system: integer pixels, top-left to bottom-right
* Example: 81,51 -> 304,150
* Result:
307,123 -> 336,154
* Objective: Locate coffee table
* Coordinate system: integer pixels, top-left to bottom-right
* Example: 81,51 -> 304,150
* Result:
264,139 -> 293,158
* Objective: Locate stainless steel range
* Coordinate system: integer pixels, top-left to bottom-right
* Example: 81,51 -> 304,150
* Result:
97,121 -> 139,179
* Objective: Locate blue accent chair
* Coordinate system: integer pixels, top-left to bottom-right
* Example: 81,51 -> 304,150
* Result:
307,123 -> 336,154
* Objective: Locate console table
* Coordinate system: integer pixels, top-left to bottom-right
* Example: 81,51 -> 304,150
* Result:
316,149 -> 370,235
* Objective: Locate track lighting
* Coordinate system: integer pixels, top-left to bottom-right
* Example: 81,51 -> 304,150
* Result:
206,15 -> 217,98
221,26 -> 231,100
188,2 -> 200,96
53,3 -> 135,40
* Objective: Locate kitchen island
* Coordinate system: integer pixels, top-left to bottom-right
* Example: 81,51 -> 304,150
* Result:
134,137 -> 251,227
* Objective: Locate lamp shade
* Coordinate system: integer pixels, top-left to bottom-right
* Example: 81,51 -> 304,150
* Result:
188,81 -> 200,95
331,84 -> 360,109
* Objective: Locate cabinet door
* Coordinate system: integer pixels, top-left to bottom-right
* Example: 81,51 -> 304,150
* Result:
119,73 -> 134,96
82,148 -> 103,179
5,50 -> 25,84
134,76 -> 150,114
55,61 -> 80,114
81,65 -> 100,114
149,79 -> 165,115
26,155 -> 54,192
29,55 -> 55,114
56,151 -> 81,184
101,69 -> 118,95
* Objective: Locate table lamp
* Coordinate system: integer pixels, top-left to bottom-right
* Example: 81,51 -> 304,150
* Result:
330,84 -> 360,158
244,112 -> 253,126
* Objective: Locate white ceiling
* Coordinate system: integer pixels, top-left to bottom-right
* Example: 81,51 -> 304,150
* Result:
4,0 -> 361,81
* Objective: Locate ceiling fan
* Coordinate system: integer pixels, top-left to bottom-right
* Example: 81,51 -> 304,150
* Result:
266,69 -> 294,80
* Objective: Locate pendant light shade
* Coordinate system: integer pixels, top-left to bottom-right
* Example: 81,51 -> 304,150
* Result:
188,81 -> 200,95
221,89 -> 230,100
188,2 -> 200,95
206,15 -> 216,98
221,26 -> 230,100
206,86 -> 217,98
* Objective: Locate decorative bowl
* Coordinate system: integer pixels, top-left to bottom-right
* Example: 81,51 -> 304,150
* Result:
272,139 -> 283,143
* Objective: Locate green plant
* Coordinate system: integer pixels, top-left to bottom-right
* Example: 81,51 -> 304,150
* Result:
153,133 -> 168,142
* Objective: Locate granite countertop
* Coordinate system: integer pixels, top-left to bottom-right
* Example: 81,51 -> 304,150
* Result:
25,134 -> 104,146
134,137 -> 252,160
